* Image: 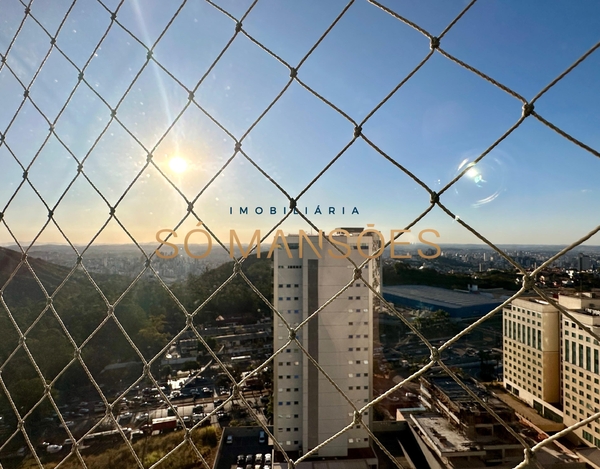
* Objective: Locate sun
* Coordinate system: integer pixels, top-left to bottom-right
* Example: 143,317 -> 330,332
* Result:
169,156 -> 188,173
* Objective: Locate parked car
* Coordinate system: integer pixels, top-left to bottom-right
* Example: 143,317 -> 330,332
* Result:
226,435 -> 233,444
192,405 -> 204,414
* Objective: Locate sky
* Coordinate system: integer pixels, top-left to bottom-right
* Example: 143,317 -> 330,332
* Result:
0,0 -> 599,249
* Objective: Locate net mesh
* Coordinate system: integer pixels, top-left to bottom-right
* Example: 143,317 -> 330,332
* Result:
0,1 -> 599,468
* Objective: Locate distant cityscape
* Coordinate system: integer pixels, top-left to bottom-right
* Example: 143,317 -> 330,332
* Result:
1,239 -> 600,468
9,243 -> 600,282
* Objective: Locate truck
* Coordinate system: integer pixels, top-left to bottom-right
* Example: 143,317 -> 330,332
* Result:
146,416 -> 178,433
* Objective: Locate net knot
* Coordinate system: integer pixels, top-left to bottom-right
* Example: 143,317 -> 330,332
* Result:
353,126 -> 362,138
430,191 -> 439,204
524,447 -> 535,463
430,36 -> 440,50
522,102 -> 534,117
522,274 -> 535,290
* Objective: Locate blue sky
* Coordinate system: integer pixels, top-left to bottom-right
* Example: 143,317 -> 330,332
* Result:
0,0 -> 599,248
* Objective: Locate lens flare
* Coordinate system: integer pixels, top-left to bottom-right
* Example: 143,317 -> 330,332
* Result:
452,153 -> 508,208
169,156 -> 187,173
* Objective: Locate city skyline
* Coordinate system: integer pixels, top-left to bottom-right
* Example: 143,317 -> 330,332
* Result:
1,1 -> 599,249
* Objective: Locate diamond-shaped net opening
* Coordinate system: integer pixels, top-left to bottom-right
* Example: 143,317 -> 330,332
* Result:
1,1 -> 599,469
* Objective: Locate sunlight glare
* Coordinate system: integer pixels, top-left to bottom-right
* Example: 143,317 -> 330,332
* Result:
169,156 -> 188,173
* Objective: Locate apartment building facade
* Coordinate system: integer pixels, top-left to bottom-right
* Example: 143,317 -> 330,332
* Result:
273,229 -> 381,458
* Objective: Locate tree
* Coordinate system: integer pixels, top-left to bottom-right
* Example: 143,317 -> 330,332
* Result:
161,365 -> 172,379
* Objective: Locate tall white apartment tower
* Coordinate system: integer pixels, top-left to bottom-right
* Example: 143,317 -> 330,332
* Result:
273,229 -> 381,458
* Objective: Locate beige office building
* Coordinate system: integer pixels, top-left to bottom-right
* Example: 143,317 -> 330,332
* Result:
503,292 -> 600,448
560,293 -> 600,447
503,297 -> 561,414
273,230 -> 380,458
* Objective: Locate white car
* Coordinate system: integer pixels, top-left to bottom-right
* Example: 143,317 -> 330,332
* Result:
46,444 -> 62,454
